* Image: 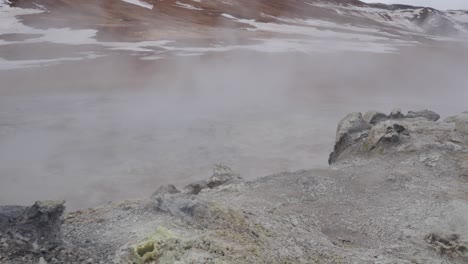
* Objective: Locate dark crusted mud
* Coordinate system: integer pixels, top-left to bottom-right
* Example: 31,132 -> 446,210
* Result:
1,109 -> 468,264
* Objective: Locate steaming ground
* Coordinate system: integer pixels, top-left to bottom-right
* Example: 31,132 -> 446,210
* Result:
0,0 -> 468,211
1,45 -> 467,209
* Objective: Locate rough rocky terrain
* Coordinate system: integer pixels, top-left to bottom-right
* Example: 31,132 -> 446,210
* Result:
1,109 -> 467,263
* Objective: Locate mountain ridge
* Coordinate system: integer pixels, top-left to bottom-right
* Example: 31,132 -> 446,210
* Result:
5,0 -> 468,41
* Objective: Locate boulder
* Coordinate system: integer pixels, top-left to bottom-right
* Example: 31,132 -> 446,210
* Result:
389,108 -> 404,119
152,192 -> 209,223
0,200 -> 65,253
456,120 -> 468,136
444,113 -> 468,136
184,181 -> 209,195
363,111 -> 388,125
150,166 -> 242,222
329,113 -> 371,164
406,110 -> 440,121
184,165 -> 242,195
207,164 -> 242,189
150,188 -> 212,225
364,122 -> 408,151
419,153 -> 441,167
334,112 -> 371,143
455,114 -> 468,136
150,184 -> 205,223
150,184 -> 180,199
425,233 -> 467,258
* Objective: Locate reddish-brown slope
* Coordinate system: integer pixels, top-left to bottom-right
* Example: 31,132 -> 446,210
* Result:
8,0 -> 468,41
9,0 -> 386,41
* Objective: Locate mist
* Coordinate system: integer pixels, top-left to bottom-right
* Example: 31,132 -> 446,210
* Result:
1,41 -> 467,209
361,0 -> 468,10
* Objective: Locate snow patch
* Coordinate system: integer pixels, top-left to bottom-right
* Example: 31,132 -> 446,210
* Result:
139,37 -> 403,61
447,10 -> 468,23
306,1 -> 424,32
221,13 -> 237,20
0,0 -> 10,7
175,2 -> 202,10
121,0 -> 153,10
0,53 -> 101,71
275,17 -> 400,38
0,5 -> 97,45
0,4 -> 171,49
221,13 -> 393,42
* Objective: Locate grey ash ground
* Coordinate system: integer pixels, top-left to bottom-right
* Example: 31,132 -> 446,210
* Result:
1,109 -> 468,263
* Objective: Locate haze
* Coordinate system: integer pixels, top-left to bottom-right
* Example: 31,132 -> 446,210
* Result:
361,0 -> 468,10
1,0 -> 468,209
1,45 -> 468,209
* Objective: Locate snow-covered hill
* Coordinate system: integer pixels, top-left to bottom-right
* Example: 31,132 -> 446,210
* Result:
0,0 -> 467,69
311,1 -> 468,35
7,0 -> 468,37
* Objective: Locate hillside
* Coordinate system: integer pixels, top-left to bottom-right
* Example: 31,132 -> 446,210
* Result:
1,0 -> 468,70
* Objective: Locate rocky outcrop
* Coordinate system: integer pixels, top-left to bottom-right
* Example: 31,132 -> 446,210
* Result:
406,110 -> 441,121
446,113 -> 468,136
2,110 -> 468,264
150,184 -> 180,198
140,166 -> 267,263
329,109 -> 447,164
334,112 -> 372,143
389,108 -> 404,119
150,165 -> 243,225
0,201 -> 65,256
149,183 -> 205,224
184,164 -> 243,195
130,207 -> 266,264
328,112 -> 372,164
425,233 -> 468,258
150,187 -> 211,224
363,111 -> 388,125
140,111 -> 468,263
364,121 -> 408,151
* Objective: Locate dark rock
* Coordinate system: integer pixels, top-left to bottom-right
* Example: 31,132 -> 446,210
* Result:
425,233 -> 467,258
207,164 -> 242,189
363,111 -> 388,125
389,108 -> 404,119
0,201 -> 65,254
0,206 -> 26,227
184,181 -> 209,195
184,165 -> 242,195
406,110 -> 440,121
329,113 -> 371,164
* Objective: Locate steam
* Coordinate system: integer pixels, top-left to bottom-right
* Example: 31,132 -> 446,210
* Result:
0,0 -> 467,209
